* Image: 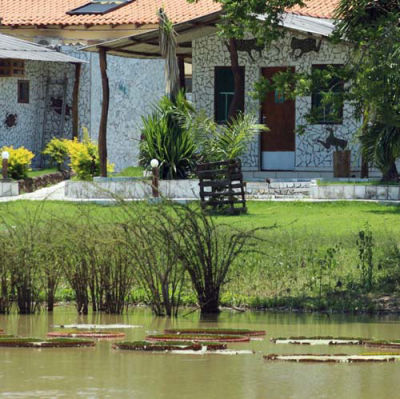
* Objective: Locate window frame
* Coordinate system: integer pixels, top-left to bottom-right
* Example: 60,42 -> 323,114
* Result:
311,64 -> 344,125
214,66 -> 245,124
18,80 -> 30,104
0,59 -> 25,78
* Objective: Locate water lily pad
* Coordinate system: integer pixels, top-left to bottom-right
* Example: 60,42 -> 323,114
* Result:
264,353 -> 400,363
164,328 -> 265,337
52,324 -> 142,330
146,334 -> 250,343
113,341 -> 227,352
0,337 -> 95,348
47,330 -> 125,339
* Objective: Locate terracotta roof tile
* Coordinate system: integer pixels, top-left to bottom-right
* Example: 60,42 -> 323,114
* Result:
0,0 -> 338,27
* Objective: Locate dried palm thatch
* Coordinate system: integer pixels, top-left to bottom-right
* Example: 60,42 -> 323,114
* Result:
158,8 -> 180,100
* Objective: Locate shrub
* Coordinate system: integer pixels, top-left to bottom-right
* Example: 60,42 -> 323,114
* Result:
153,203 -> 266,314
64,130 -> 114,180
42,137 -> 69,170
139,91 -> 196,179
1,146 -> 34,179
186,112 -> 264,163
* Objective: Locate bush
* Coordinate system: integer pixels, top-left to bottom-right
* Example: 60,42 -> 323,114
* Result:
1,146 -> 34,179
42,137 -> 69,170
186,112 -> 264,163
139,91 -> 196,179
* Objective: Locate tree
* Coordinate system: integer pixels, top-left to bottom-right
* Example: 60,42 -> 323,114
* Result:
188,0 -> 304,119
158,8 -> 180,101
333,0 -> 400,181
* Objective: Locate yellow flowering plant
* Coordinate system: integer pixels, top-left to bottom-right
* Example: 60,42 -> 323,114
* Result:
42,128 -> 113,180
42,137 -> 69,170
65,128 -> 114,180
1,146 -> 34,179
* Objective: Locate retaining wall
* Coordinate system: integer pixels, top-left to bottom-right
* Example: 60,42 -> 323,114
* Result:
311,184 -> 400,200
0,180 -> 19,197
65,178 -> 200,199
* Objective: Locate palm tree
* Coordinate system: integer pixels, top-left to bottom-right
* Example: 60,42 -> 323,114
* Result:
158,8 -> 180,101
359,112 -> 400,182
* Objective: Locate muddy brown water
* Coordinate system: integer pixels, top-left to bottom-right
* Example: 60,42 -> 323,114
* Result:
0,306 -> 399,399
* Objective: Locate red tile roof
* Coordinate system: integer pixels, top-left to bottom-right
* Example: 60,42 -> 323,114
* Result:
0,0 -> 338,27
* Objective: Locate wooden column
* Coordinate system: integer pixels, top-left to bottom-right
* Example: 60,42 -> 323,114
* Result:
99,47 -> 109,177
178,56 -> 185,92
72,63 -> 81,139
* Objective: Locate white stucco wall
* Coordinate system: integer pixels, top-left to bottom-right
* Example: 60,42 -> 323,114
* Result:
192,32 -> 361,172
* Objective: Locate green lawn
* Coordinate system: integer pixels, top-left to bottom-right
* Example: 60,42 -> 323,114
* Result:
0,200 -> 398,239
114,166 -> 146,178
27,168 -> 58,178
0,168 -> 58,179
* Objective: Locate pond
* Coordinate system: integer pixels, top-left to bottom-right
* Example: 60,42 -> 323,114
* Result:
0,307 -> 399,399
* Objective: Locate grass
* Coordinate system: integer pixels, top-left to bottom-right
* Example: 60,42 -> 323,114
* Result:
0,200 -> 398,238
27,168 -> 58,178
114,166 -> 145,178
1,200 -> 400,313
0,168 -> 58,180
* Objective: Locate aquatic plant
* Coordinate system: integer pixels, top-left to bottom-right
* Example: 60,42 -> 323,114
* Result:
113,341 -> 227,351
47,330 -> 125,339
264,353 -> 400,363
164,328 -> 265,336
0,337 -> 95,348
148,203 -> 266,314
119,203 -> 185,317
146,334 -> 250,343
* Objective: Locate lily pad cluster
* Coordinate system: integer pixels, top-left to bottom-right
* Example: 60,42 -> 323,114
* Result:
270,336 -> 400,349
265,336 -> 400,363
113,341 -> 227,352
115,328 -> 265,353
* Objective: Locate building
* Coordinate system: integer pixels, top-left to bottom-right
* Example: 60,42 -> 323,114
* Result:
85,0 -> 366,178
0,33 -> 84,167
0,0 -> 219,170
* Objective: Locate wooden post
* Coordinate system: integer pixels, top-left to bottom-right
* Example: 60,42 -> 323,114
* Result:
177,56 -> 185,92
72,63 -> 81,139
99,48 -> 109,177
2,158 -> 8,180
152,166 -> 160,198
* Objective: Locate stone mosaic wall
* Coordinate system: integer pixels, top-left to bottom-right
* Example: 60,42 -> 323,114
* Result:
192,32 -> 361,171
89,53 -> 165,171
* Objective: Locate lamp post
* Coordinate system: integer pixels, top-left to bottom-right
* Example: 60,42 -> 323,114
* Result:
2,151 -> 9,180
150,159 -> 160,198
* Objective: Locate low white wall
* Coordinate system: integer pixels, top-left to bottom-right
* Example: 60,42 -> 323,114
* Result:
311,184 -> 400,200
0,181 -> 19,197
65,178 -> 200,200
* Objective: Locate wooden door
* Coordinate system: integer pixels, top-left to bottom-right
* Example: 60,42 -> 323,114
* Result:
261,67 -> 295,170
